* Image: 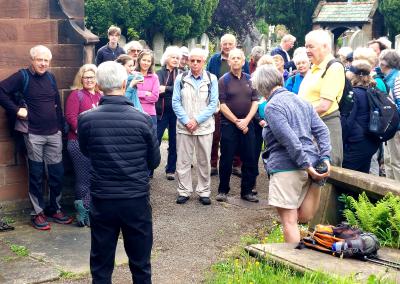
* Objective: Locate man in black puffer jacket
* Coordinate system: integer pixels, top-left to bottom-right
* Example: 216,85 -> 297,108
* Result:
78,61 -> 160,284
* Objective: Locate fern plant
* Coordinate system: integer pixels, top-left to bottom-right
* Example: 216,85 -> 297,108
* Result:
340,192 -> 400,249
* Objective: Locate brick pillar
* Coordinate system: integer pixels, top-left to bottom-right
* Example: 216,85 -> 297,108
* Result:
0,0 -> 98,212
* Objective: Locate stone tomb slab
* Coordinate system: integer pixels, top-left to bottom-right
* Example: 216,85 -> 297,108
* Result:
246,243 -> 400,283
0,222 -> 128,278
0,239 -> 59,284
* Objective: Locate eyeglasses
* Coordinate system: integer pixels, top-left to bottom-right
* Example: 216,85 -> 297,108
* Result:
130,49 -> 142,53
190,59 -> 202,63
82,76 -> 95,81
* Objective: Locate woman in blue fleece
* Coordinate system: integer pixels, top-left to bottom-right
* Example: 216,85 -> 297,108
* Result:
251,65 -> 331,243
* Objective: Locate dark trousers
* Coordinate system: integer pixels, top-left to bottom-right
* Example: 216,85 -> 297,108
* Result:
343,138 -> 380,173
254,121 -> 264,176
90,196 -> 153,284
218,122 -> 257,196
156,111 -> 177,173
211,113 -> 242,168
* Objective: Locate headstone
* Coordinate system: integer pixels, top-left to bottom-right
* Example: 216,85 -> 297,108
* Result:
325,29 -> 335,54
349,30 -> 368,50
243,34 -> 252,56
395,34 -> 400,53
119,34 -> 126,47
138,40 -> 149,49
200,33 -> 210,52
187,38 -> 197,51
260,34 -> 268,52
152,33 -> 165,64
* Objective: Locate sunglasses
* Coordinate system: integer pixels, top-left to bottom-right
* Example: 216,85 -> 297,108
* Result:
190,59 -> 202,63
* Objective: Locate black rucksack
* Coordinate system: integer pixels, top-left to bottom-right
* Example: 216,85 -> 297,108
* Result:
366,87 -> 399,142
321,59 -> 354,115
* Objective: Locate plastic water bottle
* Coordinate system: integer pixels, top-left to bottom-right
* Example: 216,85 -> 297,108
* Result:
332,241 -> 348,252
369,109 -> 380,133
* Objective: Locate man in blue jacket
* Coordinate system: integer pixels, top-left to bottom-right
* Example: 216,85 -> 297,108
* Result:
271,34 -> 296,72
78,61 -> 160,284
207,34 -> 249,177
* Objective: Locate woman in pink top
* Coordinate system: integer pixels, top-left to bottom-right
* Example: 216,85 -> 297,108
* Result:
135,49 -> 160,130
65,64 -> 102,227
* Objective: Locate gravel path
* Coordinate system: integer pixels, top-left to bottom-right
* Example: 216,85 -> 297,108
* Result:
49,142 -> 277,284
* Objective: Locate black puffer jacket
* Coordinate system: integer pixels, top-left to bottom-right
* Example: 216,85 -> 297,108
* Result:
78,95 -> 161,199
155,66 -> 180,119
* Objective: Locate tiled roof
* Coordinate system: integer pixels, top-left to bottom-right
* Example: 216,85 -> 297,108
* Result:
314,2 -> 374,23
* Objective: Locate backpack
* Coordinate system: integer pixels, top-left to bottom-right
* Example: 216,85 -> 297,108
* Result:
180,70 -> 212,98
321,59 -> 354,115
365,87 -> 399,142
180,71 -> 219,112
298,223 -> 380,259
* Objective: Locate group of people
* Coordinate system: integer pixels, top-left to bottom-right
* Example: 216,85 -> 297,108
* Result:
0,23 -> 399,283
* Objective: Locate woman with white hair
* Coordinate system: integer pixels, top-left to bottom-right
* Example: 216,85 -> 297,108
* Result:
155,46 -> 182,180
285,48 -> 310,94
252,65 -> 331,243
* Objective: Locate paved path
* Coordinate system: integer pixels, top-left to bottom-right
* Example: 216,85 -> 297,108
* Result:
0,142 -> 276,284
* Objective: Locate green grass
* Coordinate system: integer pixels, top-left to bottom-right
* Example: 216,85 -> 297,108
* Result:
1,216 -> 15,224
206,223 -> 392,284
59,270 -> 87,280
9,244 -> 29,257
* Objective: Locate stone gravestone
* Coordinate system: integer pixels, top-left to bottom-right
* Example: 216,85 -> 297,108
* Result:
325,29 -> 335,54
395,34 -> 400,53
200,33 -> 209,52
187,38 -> 197,51
349,30 -> 368,50
243,34 -> 252,56
152,33 -> 165,64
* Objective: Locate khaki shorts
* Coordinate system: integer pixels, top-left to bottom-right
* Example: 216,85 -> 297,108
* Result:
268,170 -> 312,209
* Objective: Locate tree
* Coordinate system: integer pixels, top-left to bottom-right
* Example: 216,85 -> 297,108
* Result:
379,0 -> 400,40
256,0 -> 320,46
207,0 -> 258,41
85,0 -> 218,44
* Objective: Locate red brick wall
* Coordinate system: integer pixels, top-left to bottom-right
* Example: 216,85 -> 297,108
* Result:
0,0 -> 91,207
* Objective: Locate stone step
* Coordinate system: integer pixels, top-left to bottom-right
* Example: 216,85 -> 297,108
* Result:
245,243 -> 400,283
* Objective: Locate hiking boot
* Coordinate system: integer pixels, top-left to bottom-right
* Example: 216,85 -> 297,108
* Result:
210,167 -> 218,176
166,172 -> 175,180
199,196 -> 211,205
215,193 -> 227,202
32,213 -> 51,230
176,195 -> 190,204
49,211 -> 73,224
232,167 -> 242,177
74,200 -> 86,227
241,194 -> 259,203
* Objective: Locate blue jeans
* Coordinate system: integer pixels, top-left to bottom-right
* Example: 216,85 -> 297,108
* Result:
156,111 -> 177,173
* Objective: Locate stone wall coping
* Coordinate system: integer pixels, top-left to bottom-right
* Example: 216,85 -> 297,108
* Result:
330,166 -> 400,197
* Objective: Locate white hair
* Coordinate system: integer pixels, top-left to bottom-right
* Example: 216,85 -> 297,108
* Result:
251,65 -> 283,98
189,48 -> 208,60
281,34 -> 296,44
305,30 -> 332,51
221,34 -> 237,45
160,46 -> 182,66
96,61 -> 127,94
337,46 -> 353,58
30,45 -> 52,60
124,41 -> 143,53
293,47 -> 309,64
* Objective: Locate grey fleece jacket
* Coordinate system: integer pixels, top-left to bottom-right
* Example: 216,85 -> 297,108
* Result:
262,87 -> 331,173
